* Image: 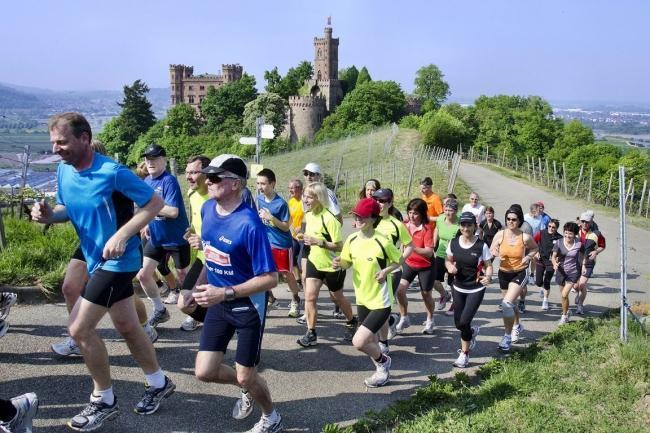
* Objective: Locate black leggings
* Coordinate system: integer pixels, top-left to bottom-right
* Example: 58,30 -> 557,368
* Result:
452,287 -> 485,342
535,259 -> 555,291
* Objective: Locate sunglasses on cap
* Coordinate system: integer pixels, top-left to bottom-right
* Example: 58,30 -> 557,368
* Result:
303,170 -> 318,177
374,198 -> 390,204
206,173 -> 240,183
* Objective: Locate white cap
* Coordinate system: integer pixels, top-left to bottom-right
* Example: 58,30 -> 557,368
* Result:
579,212 -> 593,222
303,162 -> 321,174
584,210 -> 595,218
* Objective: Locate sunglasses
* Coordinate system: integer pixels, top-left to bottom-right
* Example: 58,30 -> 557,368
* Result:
375,198 -> 390,204
303,170 -> 318,177
206,174 -> 240,183
580,220 -> 590,223
506,217 -> 518,222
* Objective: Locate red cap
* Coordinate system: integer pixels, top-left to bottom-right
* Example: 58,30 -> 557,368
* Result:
351,198 -> 380,218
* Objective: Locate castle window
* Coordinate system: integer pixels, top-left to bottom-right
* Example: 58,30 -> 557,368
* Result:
199,95 -> 205,103
200,85 -> 205,91
188,95 -> 195,104
171,85 -> 174,91
188,85 -> 194,91
317,70 -> 322,80
318,48 -> 322,58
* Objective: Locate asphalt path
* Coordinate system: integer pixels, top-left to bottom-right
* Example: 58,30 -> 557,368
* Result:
1,161 -> 647,432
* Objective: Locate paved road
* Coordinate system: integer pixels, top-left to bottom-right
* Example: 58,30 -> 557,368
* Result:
1,162 -> 647,432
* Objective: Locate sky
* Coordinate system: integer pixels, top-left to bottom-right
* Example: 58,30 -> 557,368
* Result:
1,0 -> 649,104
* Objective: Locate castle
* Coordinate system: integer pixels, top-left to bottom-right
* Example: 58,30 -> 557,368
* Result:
286,25 -> 343,143
169,64 -> 243,107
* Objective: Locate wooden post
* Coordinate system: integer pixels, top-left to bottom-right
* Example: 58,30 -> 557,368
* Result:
553,161 -> 558,190
526,156 -> 531,180
334,155 -> 343,193
574,164 -> 584,197
545,159 -> 550,187
343,170 -> 349,202
406,154 -> 417,198
638,180 -> 647,216
587,167 -> 594,202
538,157 -> 543,184
501,149 -> 506,167
605,171 -> 614,207
392,160 -> 396,190
515,156 -> 518,172
628,180 -> 635,212
485,145 -> 489,163
562,163 -> 568,195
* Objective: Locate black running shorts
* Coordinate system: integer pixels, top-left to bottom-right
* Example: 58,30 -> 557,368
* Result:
498,268 -> 529,291
143,242 -> 191,270
82,269 -> 137,308
304,259 -> 346,292
357,305 -> 391,334
401,263 -> 434,292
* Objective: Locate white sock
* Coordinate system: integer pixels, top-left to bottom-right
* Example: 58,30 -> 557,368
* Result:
91,387 -> 115,406
151,297 -> 165,312
145,369 -> 166,389
263,409 -> 279,422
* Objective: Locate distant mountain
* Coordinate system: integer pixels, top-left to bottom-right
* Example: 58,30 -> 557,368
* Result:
0,83 -> 41,109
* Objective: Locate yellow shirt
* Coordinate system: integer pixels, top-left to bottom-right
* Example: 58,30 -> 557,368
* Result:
188,189 -> 209,263
305,208 -> 342,272
288,196 -> 304,240
376,215 -> 412,247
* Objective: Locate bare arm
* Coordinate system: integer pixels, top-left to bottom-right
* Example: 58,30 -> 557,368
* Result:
158,204 -> 179,219
31,201 -> 69,224
192,272 -> 278,307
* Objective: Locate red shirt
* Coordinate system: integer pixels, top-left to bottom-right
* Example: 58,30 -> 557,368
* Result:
405,221 -> 433,269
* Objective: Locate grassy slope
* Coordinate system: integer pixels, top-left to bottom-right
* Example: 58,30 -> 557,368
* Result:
325,314 -> 649,433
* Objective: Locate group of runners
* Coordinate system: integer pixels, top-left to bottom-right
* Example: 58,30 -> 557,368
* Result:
0,111 -> 607,433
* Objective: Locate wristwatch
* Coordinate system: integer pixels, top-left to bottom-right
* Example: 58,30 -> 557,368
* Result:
224,286 -> 236,302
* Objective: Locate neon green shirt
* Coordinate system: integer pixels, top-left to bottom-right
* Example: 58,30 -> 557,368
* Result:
340,231 -> 402,309
188,189 -> 209,263
435,214 -> 459,259
305,208 -> 342,272
376,215 -> 412,247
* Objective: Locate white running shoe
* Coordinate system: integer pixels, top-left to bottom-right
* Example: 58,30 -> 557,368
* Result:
453,350 -> 469,368
364,355 -> 391,387
163,291 -> 179,305
559,314 -> 570,325
143,324 -> 158,343
422,319 -> 435,335
469,325 -> 480,351
287,301 -> 300,318
0,392 -> 38,433
378,341 -> 390,355
246,413 -> 283,433
180,316 -> 199,332
395,315 -> 411,333
147,308 -> 170,328
232,389 -> 253,420
498,334 -> 512,352
296,313 -> 307,325
436,291 -> 451,310
387,313 -> 399,340
511,323 -> 523,343
0,292 -> 18,320
575,304 -> 584,315
51,336 -> 82,356
542,299 -> 549,311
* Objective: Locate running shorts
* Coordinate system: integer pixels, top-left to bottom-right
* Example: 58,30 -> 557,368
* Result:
401,263 -> 434,292
357,305 -> 391,334
143,242 -> 191,270
556,269 -> 579,286
271,247 -> 292,274
82,269 -> 137,308
199,297 -> 267,367
498,268 -> 529,291
304,259 -> 346,292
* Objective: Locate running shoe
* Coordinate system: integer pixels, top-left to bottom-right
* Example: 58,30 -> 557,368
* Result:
0,292 -> 17,320
378,342 -> 390,355
287,301 -> 300,318
296,330 -> 317,347
539,288 -> 545,299
436,291 -> 451,310
469,325 -> 480,351
180,316 -> 199,331
497,303 -> 503,312
445,304 -> 455,316
541,299 -> 549,311
147,308 -> 170,328
511,323 -> 523,343
134,376 -> 176,415
51,336 -> 82,357
498,334 -> 512,352
68,398 -> 118,432
0,320 -> 8,338
163,290 -> 179,305
232,389 -> 253,420
343,317 -> 358,341
453,350 -> 470,368
143,324 -> 158,343
575,304 -> 584,315
517,300 -> 526,314
395,315 -> 410,333
0,392 -> 38,433
387,313 -> 399,340
559,314 -> 570,325
267,298 -> 279,310
245,413 -> 283,433
157,281 -> 170,298
332,309 -> 346,320
364,355 -> 391,387
296,314 -> 307,325
422,319 -> 435,335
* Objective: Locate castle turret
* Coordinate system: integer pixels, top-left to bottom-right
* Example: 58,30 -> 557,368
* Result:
287,96 -> 326,143
313,27 -> 339,81
169,64 -> 194,105
222,64 -> 243,83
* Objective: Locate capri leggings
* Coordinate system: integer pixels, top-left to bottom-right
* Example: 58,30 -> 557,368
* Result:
451,288 -> 486,342
535,258 -> 555,291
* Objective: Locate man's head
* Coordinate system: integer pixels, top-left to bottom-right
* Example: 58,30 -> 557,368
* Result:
202,154 -> 248,201
48,112 -> 92,167
469,192 -> 480,205
143,144 -> 167,178
288,178 -> 303,200
303,162 -> 322,183
256,168 -> 276,197
529,202 -> 541,217
185,155 -> 211,192
420,177 -> 433,195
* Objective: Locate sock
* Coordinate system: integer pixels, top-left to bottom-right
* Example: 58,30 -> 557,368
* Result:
463,350 -> 469,355
263,409 -> 279,422
151,297 -> 165,312
91,387 -> 115,406
308,328 -> 316,335
145,369 -> 166,389
0,398 -> 17,422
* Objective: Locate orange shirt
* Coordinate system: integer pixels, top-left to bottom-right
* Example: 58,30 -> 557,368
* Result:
421,192 -> 443,230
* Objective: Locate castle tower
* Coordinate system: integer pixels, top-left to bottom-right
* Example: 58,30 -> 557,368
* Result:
222,64 -> 243,83
169,64 -> 193,105
287,96 -> 326,142
306,25 -> 343,112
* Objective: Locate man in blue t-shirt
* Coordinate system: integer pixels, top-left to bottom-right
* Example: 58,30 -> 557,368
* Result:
256,168 -> 302,318
136,144 -> 191,329
191,154 -> 283,431
31,112 -> 175,432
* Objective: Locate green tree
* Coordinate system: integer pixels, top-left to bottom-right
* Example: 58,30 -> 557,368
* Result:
201,73 -> 257,135
263,61 -> 313,99
548,119 -> 594,161
96,117 -> 128,159
242,93 -> 288,138
356,67 -> 372,86
414,64 -> 450,113
164,103 -> 202,136
420,110 -> 467,151
339,66 -> 359,96
264,67 -> 283,94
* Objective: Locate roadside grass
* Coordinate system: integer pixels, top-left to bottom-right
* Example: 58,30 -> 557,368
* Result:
470,161 -> 650,231
323,312 -> 649,433
0,216 -> 76,293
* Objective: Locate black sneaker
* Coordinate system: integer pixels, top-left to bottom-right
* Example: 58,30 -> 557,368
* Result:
134,376 -> 176,415
296,330 -> 317,347
68,398 -> 119,431
343,317 -> 358,341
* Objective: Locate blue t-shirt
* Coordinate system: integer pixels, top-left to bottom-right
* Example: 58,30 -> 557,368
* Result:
201,199 -> 277,321
56,153 -> 154,274
256,193 -> 293,249
145,171 -> 190,247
